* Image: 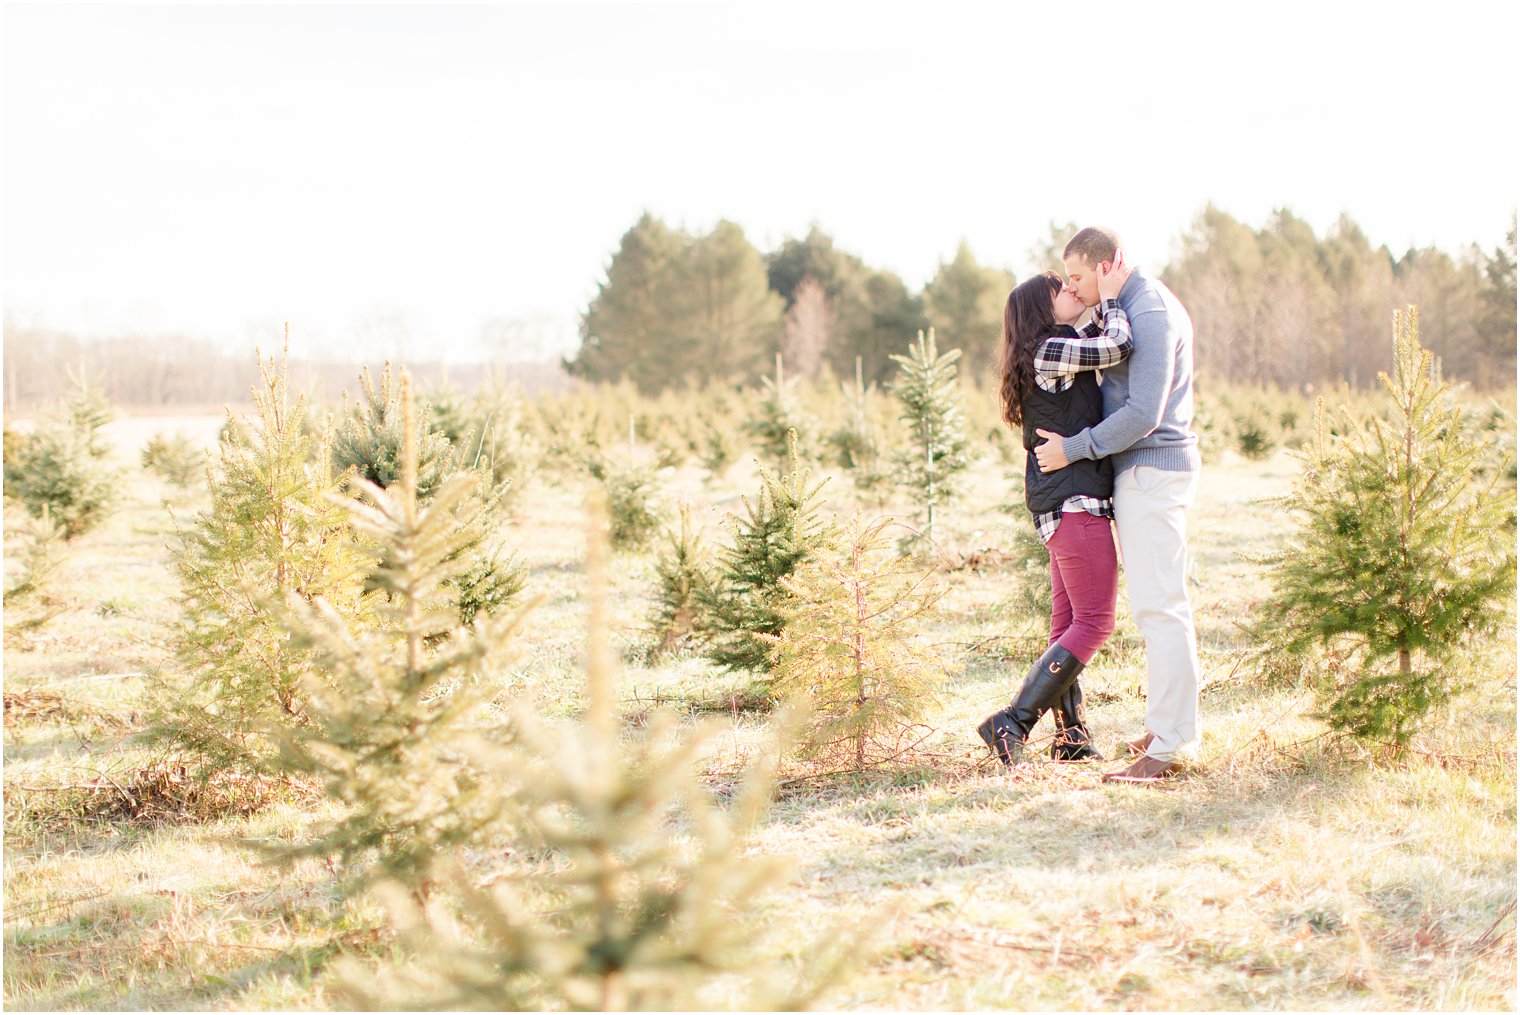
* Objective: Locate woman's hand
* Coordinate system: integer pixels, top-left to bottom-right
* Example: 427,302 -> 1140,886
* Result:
1097,249 -> 1132,301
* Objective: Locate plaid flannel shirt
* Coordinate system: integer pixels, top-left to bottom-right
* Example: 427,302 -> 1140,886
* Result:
1030,298 -> 1132,543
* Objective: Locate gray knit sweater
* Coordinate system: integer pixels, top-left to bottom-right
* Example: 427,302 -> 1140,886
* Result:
1060,269 -> 1201,476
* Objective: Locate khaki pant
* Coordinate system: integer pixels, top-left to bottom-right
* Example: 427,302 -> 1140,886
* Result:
1114,466 -> 1201,762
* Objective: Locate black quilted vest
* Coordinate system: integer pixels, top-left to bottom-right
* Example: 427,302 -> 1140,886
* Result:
1020,327 -> 1114,514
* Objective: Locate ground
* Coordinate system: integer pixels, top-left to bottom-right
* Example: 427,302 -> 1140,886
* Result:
3,412 -> 1515,1010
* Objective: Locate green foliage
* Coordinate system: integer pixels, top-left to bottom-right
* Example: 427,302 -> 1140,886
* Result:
745,354 -> 816,471
701,429 -> 839,677
3,380 -> 121,539
334,513 -> 844,1011
269,373 -> 528,893
572,215 -> 783,392
890,329 -> 971,554
141,432 -> 204,489
2,507 -> 70,640
1254,307 -> 1516,746
770,515 -> 946,769
1321,669 -> 1451,746
921,242 -> 1016,377
648,502 -> 714,656
421,379 -> 473,446
332,364 -> 462,502
599,461 -> 662,551
3,424 -> 30,468
465,377 -> 543,514
148,346 -> 369,777
826,357 -> 893,503
1233,412 -> 1277,460
333,364 -> 523,623
695,408 -> 740,478
990,468 -> 1055,631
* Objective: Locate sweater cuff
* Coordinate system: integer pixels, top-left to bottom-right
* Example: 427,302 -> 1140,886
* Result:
1063,431 -> 1097,464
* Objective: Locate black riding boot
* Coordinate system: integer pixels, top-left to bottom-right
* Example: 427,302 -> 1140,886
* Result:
1050,680 -> 1104,761
976,644 -> 1085,766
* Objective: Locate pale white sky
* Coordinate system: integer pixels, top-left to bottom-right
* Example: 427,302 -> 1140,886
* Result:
3,1 -> 1516,362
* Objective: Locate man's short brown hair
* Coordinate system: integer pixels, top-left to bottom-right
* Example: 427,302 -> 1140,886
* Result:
1063,227 -> 1120,267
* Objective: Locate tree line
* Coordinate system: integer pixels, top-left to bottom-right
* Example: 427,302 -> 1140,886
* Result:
4,207 -> 1513,412
571,209 -> 1516,392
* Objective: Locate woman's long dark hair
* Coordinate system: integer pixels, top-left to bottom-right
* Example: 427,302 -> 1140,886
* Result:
998,271 -> 1062,427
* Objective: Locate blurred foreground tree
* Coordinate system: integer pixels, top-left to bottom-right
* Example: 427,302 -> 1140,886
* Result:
336,501 -> 851,1011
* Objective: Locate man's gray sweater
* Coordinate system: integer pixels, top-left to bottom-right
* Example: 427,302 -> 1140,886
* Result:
1061,269 -> 1201,476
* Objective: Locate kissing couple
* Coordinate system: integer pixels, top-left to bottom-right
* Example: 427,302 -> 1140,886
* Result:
977,226 -> 1203,785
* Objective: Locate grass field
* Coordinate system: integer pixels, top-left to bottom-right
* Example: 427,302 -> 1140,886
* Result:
4,411 -> 1516,1011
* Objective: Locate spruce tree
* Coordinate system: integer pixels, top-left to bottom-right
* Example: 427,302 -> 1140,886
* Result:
826,356 -> 892,504
333,363 -> 524,623
890,329 -> 970,554
744,353 -> 816,472
1256,307 -> 1516,746
268,372 -> 530,893
4,378 -> 121,539
142,432 -> 204,491
701,429 -> 838,678
2,507 -> 70,641
332,363 -> 463,502
148,343 -> 368,777
334,504 -> 844,1011
648,502 -> 714,656
770,515 -> 946,770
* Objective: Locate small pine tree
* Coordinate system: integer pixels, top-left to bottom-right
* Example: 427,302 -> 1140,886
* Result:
148,342 -> 368,776
744,353 -> 816,471
333,504 -> 846,1011
648,502 -> 714,655
2,507 -> 70,640
890,329 -> 970,555
769,515 -> 946,769
995,468 -> 1055,623
701,429 -> 839,678
334,363 -> 523,623
332,364 -> 462,502
142,432 -> 205,490
470,377 -> 543,514
696,409 -> 739,478
590,416 -> 663,552
1256,307 -> 1516,746
268,372 -> 530,893
827,356 -> 893,504
4,379 -> 121,538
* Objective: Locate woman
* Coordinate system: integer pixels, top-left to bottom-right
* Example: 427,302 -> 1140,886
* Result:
977,255 -> 1132,765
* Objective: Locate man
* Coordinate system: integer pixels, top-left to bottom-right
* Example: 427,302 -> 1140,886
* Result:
1032,226 -> 1201,784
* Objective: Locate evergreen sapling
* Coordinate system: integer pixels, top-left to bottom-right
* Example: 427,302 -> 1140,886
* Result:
769,515 -> 946,769
1255,307 -> 1516,747
269,371 -> 531,893
335,501 -> 849,1011
149,342 -> 367,777
890,329 -> 970,556
701,429 -> 839,678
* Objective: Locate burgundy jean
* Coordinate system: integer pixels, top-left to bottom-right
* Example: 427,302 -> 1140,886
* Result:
1046,509 -> 1119,665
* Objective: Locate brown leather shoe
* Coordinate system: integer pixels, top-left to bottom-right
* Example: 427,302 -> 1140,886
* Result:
1121,732 -> 1154,758
1102,754 -> 1182,784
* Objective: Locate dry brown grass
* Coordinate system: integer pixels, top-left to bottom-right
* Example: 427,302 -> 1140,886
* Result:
3,410 -> 1514,1010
